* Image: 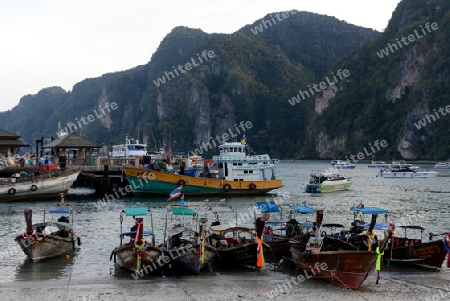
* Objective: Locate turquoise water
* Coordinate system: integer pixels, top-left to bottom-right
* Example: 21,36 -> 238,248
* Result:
0,161 -> 449,283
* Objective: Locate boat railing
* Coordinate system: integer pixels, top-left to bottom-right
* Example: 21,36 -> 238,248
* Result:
214,154 -> 272,162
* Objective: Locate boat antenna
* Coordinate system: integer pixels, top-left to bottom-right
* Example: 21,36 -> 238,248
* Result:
149,126 -> 158,151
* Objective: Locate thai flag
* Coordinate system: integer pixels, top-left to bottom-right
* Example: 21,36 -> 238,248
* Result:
167,186 -> 182,201
203,199 -> 209,203
219,198 -> 226,204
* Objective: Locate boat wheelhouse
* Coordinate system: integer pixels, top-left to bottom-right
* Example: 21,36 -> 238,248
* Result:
110,135 -> 148,158
213,142 -> 277,182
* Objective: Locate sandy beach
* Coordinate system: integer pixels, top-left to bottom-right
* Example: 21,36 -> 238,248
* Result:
0,265 -> 448,301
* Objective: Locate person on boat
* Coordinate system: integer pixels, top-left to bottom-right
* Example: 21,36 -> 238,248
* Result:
375,241 -> 384,284
38,156 -> 45,166
44,153 -> 49,164
180,161 -> 185,175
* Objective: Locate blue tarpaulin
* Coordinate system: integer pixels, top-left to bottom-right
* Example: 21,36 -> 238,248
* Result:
350,206 -> 389,215
290,205 -> 316,214
256,201 -> 280,213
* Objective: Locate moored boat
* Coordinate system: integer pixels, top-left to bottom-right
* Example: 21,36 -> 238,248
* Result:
0,169 -> 81,202
14,205 -> 81,261
124,141 -> 282,196
348,206 -> 447,270
434,162 -> 450,169
376,165 -> 438,178
335,160 -> 356,169
257,201 -> 320,256
209,206 -> 266,269
110,135 -> 148,158
304,172 -> 352,193
163,206 -> 216,274
290,237 -> 381,290
111,206 -> 164,273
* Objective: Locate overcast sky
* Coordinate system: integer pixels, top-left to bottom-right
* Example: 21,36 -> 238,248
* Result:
0,0 -> 401,112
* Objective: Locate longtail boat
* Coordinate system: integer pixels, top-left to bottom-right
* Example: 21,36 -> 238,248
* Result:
209,206 -> 266,268
123,141 -> 282,197
15,205 -> 81,261
163,206 -> 216,274
348,206 -> 448,270
290,207 -> 391,290
290,228 -> 391,290
256,201 -> 318,257
110,206 -> 163,273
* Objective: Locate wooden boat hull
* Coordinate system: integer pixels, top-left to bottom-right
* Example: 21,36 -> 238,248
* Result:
124,167 -> 282,196
263,234 -> 307,256
291,247 -> 377,290
15,233 -> 78,262
114,243 -> 163,273
169,243 -> 216,274
0,170 -> 80,202
215,242 -> 258,267
385,240 -> 446,270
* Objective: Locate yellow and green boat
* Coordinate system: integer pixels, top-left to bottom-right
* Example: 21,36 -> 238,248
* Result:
124,142 -> 282,196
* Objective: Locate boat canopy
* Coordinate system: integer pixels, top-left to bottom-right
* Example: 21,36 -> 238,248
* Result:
168,226 -> 198,237
357,222 -> 424,231
171,207 -> 197,216
290,205 -> 316,214
49,207 -> 70,214
256,201 -> 280,213
124,206 -> 148,216
350,206 -> 389,215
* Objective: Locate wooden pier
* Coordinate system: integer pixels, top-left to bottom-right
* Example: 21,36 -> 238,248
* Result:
0,158 -> 140,197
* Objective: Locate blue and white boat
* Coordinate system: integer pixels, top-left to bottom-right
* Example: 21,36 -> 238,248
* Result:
334,160 -> 356,169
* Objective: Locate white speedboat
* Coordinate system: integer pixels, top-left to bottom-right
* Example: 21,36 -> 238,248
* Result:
334,160 -> 356,169
434,162 -> 450,169
110,135 -> 148,158
376,165 -> 438,178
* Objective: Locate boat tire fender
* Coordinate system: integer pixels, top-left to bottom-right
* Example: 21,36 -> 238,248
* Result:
223,184 -> 231,192
77,236 -> 82,246
179,180 -> 186,186
31,184 -> 38,191
249,183 -> 256,190
8,188 -> 16,195
321,231 -> 327,237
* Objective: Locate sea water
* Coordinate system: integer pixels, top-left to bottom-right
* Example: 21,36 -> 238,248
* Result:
0,161 -> 448,285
